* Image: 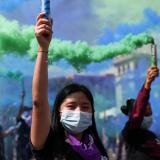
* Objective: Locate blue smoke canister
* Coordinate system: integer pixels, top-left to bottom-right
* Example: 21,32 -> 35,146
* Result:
41,0 -> 50,19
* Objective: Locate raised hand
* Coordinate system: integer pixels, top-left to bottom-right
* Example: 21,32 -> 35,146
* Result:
145,66 -> 159,89
35,12 -> 52,51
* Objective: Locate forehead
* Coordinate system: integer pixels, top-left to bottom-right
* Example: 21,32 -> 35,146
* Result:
62,92 -> 91,104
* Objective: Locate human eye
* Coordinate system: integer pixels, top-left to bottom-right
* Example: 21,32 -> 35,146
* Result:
66,104 -> 75,110
81,105 -> 90,111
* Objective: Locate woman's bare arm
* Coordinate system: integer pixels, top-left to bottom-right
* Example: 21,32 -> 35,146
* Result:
31,13 -> 52,149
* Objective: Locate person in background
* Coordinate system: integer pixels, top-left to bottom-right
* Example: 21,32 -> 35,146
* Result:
30,12 -> 109,160
0,123 -> 16,160
16,90 -> 32,160
120,66 -> 160,160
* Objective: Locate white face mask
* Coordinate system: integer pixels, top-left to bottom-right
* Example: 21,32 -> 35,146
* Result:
60,110 -> 92,134
141,116 -> 153,129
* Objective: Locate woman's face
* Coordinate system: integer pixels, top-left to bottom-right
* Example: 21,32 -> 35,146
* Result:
60,91 -> 92,113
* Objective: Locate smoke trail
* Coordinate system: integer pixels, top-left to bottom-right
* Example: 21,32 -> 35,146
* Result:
0,15 -> 34,56
0,69 -> 24,90
0,15 -> 154,71
6,71 -> 23,81
29,33 -> 154,71
0,69 -> 23,81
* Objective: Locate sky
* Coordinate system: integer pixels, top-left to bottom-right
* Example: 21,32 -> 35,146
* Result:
0,0 -> 160,77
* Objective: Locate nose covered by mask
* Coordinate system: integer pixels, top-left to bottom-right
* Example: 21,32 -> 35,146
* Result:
60,110 -> 92,134
141,116 -> 153,129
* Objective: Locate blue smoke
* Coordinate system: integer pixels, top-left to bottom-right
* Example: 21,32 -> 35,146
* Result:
0,0 -> 31,11
0,0 -> 65,11
98,8 -> 160,44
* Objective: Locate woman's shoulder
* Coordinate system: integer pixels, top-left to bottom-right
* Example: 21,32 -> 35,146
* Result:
30,127 -> 56,158
31,127 -> 84,160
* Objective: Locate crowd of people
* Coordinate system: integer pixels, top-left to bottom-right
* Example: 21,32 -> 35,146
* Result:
1,12 -> 160,160
30,12 -> 160,160
0,90 -> 33,160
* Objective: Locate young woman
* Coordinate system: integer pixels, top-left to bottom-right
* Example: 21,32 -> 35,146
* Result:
30,13 -> 109,160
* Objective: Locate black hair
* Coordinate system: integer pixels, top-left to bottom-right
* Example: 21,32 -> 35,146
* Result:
51,83 -> 108,158
121,98 -> 135,115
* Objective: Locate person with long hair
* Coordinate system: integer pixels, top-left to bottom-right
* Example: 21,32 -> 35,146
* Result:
30,12 -> 109,160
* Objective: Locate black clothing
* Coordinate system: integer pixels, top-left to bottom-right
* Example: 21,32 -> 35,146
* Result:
31,128 -> 84,160
17,117 -> 32,160
122,122 -> 160,160
0,126 -> 5,160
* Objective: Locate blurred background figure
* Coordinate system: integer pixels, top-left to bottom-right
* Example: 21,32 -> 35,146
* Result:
0,123 -> 17,160
15,89 -> 33,160
120,66 -> 160,160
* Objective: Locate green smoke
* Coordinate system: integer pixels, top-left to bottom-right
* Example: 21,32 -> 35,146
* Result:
0,15 -> 154,71
0,69 -> 23,81
6,71 -> 23,81
29,33 -> 154,71
0,15 -> 34,56
0,69 -> 24,88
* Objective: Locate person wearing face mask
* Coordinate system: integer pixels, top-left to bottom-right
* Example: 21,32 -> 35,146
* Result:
30,12 -> 109,160
120,66 -> 160,160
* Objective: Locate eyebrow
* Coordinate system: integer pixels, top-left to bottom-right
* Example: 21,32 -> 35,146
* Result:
64,102 -> 91,106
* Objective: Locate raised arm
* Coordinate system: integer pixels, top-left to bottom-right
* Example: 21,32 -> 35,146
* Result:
31,13 -> 52,149
0,126 -> 16,138
17,88 -> 25,120
129,66 -> 159,129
